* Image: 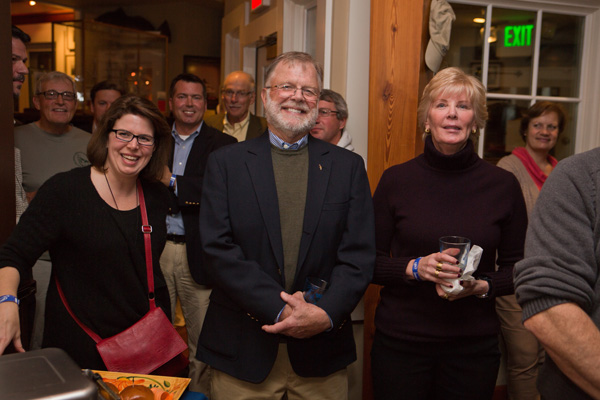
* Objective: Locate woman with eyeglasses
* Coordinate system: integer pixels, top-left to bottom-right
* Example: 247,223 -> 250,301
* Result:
495,101 -> 567,400
0,95 -> 174,370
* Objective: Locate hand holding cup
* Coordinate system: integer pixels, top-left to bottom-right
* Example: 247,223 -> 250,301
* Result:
439,236 -> 471,271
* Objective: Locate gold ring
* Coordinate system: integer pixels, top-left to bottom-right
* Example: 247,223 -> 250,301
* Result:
443,293 -> 449,300
435,270 -> 440,277
436,262 -> 443,270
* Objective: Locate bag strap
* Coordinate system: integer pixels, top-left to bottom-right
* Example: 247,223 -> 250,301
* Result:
137,179 -> 157,310
55,179 -> 155,342
55,275 -> 103,343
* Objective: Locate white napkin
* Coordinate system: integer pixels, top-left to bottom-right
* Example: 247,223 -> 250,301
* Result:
441,245 -> 483,294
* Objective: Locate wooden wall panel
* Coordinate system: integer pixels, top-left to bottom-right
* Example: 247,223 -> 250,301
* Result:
367,0 -> 426,191
363,0 -> 431,398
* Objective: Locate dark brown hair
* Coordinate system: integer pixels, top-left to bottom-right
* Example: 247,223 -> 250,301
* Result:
87,95 -> 172,181
169,73 -> 206,99
90,80 -> 125,102
520,101 -> 567,141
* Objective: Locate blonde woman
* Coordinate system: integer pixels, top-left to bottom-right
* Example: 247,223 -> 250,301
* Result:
371,67 -> 528,400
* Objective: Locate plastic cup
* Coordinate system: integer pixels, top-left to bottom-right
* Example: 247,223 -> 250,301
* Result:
439,236 -> 471,271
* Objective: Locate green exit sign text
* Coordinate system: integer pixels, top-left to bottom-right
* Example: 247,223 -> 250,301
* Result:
504,25 -> 534,47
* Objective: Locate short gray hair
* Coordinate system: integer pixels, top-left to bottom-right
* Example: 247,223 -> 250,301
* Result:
35,71 -> 76,96
264,51 -> 323,91
319,89 -> 348,121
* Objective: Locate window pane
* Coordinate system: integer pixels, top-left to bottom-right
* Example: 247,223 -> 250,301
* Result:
553,102 -> 577,160
491,8 -> 536,95
484,100 -> 577,163
484,99 -> 532,163
305,6 -> 317,59
537,13 -> 584,98
446,4 -> 487,73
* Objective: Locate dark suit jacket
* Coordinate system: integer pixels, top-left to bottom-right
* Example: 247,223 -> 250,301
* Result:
196,132 -> 375,383
204,112 -> 268,141
168,122 -> 236,284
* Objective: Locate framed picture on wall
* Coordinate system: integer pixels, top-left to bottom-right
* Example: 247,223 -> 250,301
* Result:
183,56 -> 221,110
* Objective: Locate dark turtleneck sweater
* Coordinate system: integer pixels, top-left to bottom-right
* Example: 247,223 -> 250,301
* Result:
372,136 -> 527,342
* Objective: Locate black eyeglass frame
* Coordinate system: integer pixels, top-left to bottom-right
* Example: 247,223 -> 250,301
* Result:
111,129 -> 156,146
36,90 -> 77,101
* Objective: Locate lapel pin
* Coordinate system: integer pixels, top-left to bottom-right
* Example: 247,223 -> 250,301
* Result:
319,164 -> 322,171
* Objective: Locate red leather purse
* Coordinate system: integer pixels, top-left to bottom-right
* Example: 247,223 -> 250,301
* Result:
56,181 -> 188,376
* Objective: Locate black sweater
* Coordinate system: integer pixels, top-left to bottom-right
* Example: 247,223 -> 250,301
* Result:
372,136 -> 527,342
0,166 -> 171,369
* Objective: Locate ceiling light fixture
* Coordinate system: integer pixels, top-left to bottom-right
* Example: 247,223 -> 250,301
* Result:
29,1 -> 36,5
473,17 -> 485,24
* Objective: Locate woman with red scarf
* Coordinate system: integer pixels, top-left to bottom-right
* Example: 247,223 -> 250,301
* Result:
496,101 -> 567,400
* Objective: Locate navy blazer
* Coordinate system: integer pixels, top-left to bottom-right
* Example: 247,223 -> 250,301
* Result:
196,132 -> 375,382
168,122 -> 236,284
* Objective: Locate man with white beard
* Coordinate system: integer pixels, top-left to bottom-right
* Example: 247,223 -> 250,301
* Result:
195,52 -> 375,399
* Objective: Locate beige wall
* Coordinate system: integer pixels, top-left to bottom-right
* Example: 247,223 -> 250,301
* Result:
220,0 -> 281,72
329,0 -> 349,98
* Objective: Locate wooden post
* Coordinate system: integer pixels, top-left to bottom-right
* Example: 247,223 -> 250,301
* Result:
363,0 -> 431,398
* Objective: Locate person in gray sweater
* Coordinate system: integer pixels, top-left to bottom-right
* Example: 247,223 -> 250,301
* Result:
514,146 -> 600,399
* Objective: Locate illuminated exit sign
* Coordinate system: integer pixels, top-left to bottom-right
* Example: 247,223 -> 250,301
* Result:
504,25 -> 534,47
251,0 -> 271,12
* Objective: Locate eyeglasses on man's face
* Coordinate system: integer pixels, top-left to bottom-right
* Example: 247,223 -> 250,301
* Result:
36,90 -> 76,101
265,84 -> 320,101
111,129 -> 155,146
222,89 -> 252,99
317,108 -> 339,117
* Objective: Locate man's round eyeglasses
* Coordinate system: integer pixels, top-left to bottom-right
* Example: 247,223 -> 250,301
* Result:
265,84 -> 319,100
318,109 -> 339,117
222,89 -> 252,98
112,129 -> 155,146
37,90 -> 76,101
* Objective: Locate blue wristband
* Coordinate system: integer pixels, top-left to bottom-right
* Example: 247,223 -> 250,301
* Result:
412,257 -> 422,281
0,294 -> 19,306
169,174 -> 176,189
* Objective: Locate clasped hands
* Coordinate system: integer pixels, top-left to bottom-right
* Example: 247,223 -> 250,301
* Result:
262,291 -> 331,339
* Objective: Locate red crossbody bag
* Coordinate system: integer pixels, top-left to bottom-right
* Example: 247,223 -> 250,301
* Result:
56,180 -> 188,376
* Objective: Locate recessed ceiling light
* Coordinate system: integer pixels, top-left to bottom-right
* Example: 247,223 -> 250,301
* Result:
473,17 -> 485,24
29,1 -> 36,6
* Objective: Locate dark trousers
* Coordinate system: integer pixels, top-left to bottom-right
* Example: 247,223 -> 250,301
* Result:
371,331 -> 500,400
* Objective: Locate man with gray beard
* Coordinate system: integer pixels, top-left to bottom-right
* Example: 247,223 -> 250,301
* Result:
195,52 -> 375,399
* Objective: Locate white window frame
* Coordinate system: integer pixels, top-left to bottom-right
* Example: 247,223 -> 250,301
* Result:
283,0 -> 332,87
450,0 -> 600,156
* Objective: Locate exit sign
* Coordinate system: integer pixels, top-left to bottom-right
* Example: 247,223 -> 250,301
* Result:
251,0 -> 271,12
504,25 -> 534,47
